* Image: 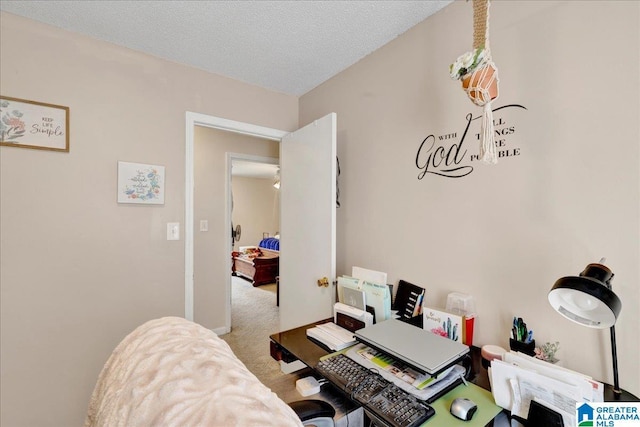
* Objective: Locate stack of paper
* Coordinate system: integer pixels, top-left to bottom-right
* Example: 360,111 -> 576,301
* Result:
337,266 -> 392,323
306,322 -> 356,351
490,350 -> 604,426
345,343 -> 466,403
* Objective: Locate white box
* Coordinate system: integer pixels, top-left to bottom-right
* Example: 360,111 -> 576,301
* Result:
446,292 -> 476,316
279,359 -> 306,374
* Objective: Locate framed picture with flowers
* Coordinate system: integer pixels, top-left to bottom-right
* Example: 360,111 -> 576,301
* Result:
117,161 -> 165,205
0,96 -> 69,152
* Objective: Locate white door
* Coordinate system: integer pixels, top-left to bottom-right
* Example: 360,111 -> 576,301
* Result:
279,113 -> 337,330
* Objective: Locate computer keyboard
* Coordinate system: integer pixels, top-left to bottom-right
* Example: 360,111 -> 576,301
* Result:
367,384 -> 435,427
316,352 -> 371,391
316,354 -> 435,427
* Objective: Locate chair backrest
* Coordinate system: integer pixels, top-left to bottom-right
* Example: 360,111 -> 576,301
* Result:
288,400 -> 335,427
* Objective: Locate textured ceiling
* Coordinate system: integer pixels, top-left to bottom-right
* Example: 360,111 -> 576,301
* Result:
0,0 -> 453,96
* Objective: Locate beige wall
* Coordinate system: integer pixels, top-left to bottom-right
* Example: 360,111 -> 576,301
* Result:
232,176 -> 280,249
2,2 -> 639,425
0,12 -> 297,427
193,128 -> 279,329
301,0 -> 639,396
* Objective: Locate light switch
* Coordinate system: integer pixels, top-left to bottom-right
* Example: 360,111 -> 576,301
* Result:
167,222 -> 180,240
200,220 -> 209,232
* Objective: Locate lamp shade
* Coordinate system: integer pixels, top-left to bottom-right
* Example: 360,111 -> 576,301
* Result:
548,263 -> 621,329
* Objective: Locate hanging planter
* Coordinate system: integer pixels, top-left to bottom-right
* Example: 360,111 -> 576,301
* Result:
461,61 -> 498,106
449,0 -> 500,164
450,47 -> 499,107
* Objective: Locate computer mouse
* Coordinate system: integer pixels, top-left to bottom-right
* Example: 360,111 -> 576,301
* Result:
450,397 -> 478,421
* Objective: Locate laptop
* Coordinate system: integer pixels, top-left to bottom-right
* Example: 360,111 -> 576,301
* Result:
354,318 -> 469,376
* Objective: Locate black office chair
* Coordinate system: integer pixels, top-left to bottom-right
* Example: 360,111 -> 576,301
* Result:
289,399 -> 336,427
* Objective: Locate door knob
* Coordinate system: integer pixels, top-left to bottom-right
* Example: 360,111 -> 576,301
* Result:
317,277 -> 329,287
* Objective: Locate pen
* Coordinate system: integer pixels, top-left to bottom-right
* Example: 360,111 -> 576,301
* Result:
526,330 -> 533,343
518,318 -> 527,342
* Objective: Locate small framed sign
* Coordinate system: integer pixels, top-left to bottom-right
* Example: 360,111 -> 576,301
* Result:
117,161 -> 165,205
0,96 -> 69,152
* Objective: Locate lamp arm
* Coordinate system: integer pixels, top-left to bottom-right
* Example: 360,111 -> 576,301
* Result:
604,275 -> 621,397
610,324 -> 621,397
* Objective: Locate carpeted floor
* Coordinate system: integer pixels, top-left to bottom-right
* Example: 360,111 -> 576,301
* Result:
220,276 -> 304,403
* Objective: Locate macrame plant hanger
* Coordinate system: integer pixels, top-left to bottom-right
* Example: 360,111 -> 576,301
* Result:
463,0 -> 500,164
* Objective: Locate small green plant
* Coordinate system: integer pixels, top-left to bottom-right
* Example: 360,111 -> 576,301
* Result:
535,341 -> 560,362
449,47 -> 487,80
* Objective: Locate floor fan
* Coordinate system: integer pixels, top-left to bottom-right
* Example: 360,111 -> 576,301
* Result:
232,223 -> 242,246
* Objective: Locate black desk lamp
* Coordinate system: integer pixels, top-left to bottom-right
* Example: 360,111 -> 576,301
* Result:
548,259 -> 623,398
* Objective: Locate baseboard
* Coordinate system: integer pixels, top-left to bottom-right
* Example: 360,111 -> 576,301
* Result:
211,326 -> 230,335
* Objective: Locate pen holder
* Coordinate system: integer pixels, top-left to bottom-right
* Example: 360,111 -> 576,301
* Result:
509,338 -> 536,357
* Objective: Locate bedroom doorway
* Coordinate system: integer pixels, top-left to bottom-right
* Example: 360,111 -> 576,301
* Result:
229,156 -> 281,317
187,116 -> 285,333
185,112 -> 336,334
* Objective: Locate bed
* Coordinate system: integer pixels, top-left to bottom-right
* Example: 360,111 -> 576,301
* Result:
85,316 -> 334,427
232,237 -> 280,287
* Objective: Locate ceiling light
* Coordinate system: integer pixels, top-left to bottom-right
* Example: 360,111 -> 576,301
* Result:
273,169 -> 280,189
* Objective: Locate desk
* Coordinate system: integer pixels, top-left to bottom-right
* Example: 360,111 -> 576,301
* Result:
270,320 -> 638,427
270,320 -> 511,426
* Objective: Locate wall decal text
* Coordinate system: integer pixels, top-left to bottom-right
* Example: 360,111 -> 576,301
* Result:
416,104 -> 527,179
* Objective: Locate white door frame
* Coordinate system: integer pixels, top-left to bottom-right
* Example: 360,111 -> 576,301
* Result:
185,111 -> 287,323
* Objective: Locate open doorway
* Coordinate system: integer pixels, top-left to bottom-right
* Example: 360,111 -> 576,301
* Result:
186,112 -> 286,333
229,157 -> 280,307
226,156 -> 282,370
186,112 -> 336,334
